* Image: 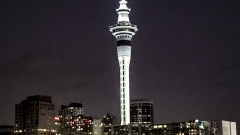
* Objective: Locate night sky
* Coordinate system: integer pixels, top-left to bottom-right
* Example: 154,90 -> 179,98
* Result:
0,0 -> 240,131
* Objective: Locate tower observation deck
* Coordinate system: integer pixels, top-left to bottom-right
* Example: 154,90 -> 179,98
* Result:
109,0 -> 138,125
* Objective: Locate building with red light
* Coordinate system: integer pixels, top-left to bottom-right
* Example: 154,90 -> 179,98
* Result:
58,103 -> 96,135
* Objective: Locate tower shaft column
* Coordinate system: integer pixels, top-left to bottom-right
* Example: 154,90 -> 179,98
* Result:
118,46 -> 131,125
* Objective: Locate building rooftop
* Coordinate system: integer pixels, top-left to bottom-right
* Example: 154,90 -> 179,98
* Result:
0,125 -> 14,129
131,99 -> 153,103
27,95 -> 52,103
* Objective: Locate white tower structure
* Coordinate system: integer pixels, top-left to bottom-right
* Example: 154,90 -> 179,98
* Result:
109,0 -> 138,125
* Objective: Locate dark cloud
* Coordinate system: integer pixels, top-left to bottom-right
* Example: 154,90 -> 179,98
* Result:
0,51 -> 119,121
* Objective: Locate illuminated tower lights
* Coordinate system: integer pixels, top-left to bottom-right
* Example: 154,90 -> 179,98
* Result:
109,0 -> 138,125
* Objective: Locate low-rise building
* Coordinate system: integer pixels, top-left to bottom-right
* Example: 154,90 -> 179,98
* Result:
0,125 -> 14,135
151,119 -> 237,135
214,120 -> 236,135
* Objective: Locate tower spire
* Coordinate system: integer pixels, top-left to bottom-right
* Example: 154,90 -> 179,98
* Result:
117,0 -> 131,22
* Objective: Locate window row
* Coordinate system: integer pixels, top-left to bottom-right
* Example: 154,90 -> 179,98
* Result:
117,35 -> 131,39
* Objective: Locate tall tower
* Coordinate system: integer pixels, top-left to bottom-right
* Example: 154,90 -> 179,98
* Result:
109,0 -> 138,125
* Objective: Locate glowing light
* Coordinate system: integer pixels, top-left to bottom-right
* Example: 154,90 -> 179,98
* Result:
54,116 -> 60,121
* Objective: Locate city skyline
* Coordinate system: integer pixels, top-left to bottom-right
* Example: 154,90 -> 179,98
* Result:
0,0 -> 239,133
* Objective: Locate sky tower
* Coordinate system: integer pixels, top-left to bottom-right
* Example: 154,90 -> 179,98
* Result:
109,0 -> 138,125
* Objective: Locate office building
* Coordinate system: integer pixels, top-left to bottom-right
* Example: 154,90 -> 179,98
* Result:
93,119 -> 102,135
58,114 -> 94,135
0,125 -> 14,135
102,124 -> 151,135
58,103 -> 85,135
102,113 -> 118,126
109,0 -> 138,125
59,103 -> 84,118
59,102 -> 84,132
102,125 -> 129,135
14,95 -> 56,135
215,120 -> 237,135
58,103 -> 96,135
81,116 -> 93,134
152,119 -> 219,135
130,99 -> 154,125
54,117 -> 61,135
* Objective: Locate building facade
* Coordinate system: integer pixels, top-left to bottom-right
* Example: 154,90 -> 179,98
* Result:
214,120 -> 237,135
109,0 -> 138,125
152,119 -> 238,135
93,119 -> 102,135
59,103 -> 86,135
58,114 -> 94,135
130,99 -> 154,125
102,124 -> 151,135
102,113 -> 118,126
59,102 -> 84,133
0,125 -> 14,135
152,120 -> 206,135
14,95 -> 56,135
